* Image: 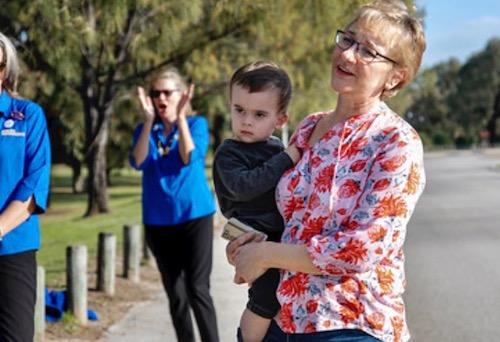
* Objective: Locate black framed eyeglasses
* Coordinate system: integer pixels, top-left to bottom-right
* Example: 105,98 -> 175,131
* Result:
334,30 -> 398,65
0,61 -> 6,70
149,89 -> 179,98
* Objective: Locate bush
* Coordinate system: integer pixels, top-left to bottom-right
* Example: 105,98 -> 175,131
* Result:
418,131 -> 434,150
432,131 -> 454,147
454,135 -> 473,149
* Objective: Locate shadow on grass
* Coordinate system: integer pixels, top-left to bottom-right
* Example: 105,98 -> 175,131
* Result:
49,192 -> 87,205
109,176 -> 141,187
109,192 -> 141,200
48,188 -> 140,205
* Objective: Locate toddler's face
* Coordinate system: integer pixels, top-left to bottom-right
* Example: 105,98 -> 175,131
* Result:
230,84 -> 287,143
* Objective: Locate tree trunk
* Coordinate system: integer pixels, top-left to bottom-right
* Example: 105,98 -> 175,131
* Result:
71,159 -> 84,194
84,108 -> 110,216
487,89 -> 500,145
80,52 -> 116,216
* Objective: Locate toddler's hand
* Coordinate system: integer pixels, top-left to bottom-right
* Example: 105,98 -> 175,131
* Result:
285,144 -> 302,164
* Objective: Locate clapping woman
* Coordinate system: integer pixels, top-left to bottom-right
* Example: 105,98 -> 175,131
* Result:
130,68 -> 219,342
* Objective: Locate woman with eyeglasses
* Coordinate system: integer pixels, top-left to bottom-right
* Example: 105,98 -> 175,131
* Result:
130,68 -> 219,342
229,1 -> 426,341
0,32 -> 51,341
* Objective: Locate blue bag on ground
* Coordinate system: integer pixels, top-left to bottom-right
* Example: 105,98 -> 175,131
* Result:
45,288 -> 99,322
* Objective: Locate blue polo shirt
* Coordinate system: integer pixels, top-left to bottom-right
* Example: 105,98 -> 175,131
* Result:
130,116 -> 215,226
0,91 -> 51,255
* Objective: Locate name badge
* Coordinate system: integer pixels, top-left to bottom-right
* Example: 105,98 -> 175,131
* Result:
1,129 -> 26,137
3,119 -> 14,128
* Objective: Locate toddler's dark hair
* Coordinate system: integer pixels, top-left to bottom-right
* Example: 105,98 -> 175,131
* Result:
230,61 -> 292,114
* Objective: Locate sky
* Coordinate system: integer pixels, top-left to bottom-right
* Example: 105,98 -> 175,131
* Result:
417,0 -> 500,67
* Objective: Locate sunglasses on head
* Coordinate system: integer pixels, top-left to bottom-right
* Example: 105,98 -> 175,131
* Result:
149,89 -> 179,98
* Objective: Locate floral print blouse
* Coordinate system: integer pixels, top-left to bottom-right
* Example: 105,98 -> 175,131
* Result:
275,103 -> 425,342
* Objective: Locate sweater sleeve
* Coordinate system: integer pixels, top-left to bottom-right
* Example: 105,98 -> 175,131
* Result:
214,145 -> 294,202
10,103 -> 51,213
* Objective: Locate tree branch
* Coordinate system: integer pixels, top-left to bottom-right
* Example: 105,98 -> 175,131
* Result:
116,16 -> 254,86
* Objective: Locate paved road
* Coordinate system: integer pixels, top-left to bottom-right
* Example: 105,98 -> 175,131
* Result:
103,149 -> 500,342
405,149 -> 500,341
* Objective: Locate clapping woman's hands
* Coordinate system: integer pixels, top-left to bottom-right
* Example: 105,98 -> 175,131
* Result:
137,86 -> 155,122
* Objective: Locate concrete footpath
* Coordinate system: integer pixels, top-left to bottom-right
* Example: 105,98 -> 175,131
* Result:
101,215 -> 247,342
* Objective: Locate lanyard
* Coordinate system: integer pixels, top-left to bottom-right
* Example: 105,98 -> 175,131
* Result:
154,124 -> 178,157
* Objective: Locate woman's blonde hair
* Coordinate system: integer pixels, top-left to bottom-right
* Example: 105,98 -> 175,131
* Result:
149,67 -> 193,115
347,0 -> 426,99
0,32 -> 20,94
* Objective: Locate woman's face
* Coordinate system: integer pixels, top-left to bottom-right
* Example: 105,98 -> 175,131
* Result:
151,78 -> 182,124
330,22 -> 400,102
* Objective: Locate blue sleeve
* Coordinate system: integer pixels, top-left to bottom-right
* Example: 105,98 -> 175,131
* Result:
129,123 -> 153,170
11,103 -> 51,213
189,116 -> 209,162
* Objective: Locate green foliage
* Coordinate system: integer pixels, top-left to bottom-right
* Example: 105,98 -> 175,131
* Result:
403,58 -> 461,147
448,38 -> 500,143
10,0 -> 370,162
185,0 -> 370,127
431,131 -> 454,147
5,0 -> 426,212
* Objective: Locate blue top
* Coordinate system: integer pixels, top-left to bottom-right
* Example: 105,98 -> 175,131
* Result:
0,90 -> 51,255
130,116 -> 215,226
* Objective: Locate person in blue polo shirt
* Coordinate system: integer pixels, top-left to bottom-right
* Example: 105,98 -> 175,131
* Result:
0,32 -> 51,341
130,68 -> 219,342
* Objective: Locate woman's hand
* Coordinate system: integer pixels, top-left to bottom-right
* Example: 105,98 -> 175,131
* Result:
225,231 -> 264,266
176,84 -> 194,122
137,86 -> 155,122
233,239 -> 269,285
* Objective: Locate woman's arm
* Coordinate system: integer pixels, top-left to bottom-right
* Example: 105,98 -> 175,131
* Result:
131,120 -> 154,166
0,197 -> 36,238
176,85 -> 195,165
132,87 -> 155,166
232,233 -> 322,284
177,115 -> 195,165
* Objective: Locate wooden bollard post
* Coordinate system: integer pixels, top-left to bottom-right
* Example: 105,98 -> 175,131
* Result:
66,245 -> 88,325
34,266 -> 45,342
97,232 -> 116,296
123,224 -> 141,283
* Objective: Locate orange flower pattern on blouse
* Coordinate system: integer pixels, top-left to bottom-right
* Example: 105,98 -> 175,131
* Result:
275,103 -> 425,342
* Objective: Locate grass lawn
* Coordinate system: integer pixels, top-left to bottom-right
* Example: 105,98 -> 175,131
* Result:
39,165 -> 142,287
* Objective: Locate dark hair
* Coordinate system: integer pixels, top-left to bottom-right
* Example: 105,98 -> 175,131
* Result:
229,61 -> 292,114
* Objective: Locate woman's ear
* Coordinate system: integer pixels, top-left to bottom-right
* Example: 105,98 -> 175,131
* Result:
385,67 -> 407,91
